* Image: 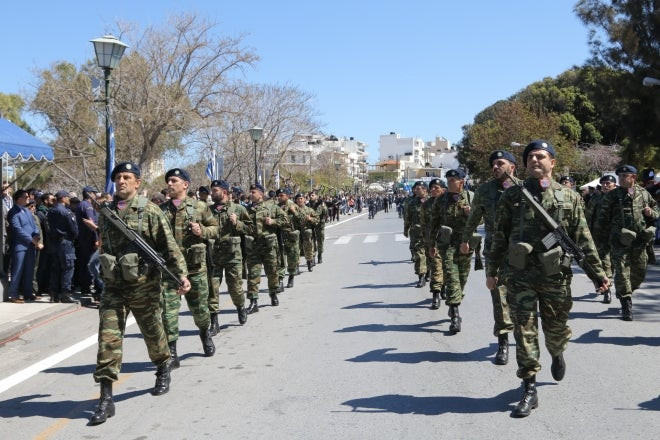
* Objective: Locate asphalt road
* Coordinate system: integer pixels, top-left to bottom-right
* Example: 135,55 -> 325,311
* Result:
0,208 -> 658,439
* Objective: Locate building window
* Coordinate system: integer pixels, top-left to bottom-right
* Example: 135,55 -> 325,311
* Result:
291,154 -> 296,163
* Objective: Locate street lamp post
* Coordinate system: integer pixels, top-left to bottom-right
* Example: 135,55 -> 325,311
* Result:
309,145 -> 314,191
248,126 -> 263,184
90,35 -> 128,193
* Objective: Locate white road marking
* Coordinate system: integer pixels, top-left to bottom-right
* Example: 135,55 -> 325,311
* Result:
364,235 -> 378,243
395,234 -> 409,241
335,235 -> 352,245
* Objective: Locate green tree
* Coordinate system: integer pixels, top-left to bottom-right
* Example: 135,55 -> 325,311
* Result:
0,93 -> 34,134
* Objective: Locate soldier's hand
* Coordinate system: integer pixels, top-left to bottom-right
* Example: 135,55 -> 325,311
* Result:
459,242 -> 470,254
642,206 -> 652,217
177,277 -> 191,295
264,216 -> 273,225
190,222 -> 202,236
229,212 -> 237,225
486,276 -> 497,290
462,205 -> 471,215
429,247 -> 437,258
597,277 -> 611,293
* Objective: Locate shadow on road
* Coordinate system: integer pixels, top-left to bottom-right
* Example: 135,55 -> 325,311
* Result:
346,346 -> 496,364
572,329 -> 660,346
342,300 -> 430,310
42,361 -> 154,376
335,320 -> 446,334
342,283 -> 417,289
359,260 -> 412,266
637,395 -> 660,411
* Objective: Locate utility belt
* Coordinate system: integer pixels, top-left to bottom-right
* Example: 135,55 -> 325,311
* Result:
253,233 -> 278,250
214,236 -> 243,260
436,226 -> 476,249
617,226 -> 656,247
98,252 -> 153,283
507,242 -> 571,276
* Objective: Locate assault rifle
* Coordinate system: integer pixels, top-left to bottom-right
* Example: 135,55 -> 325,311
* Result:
97,201 -> 183,287
505,173 -> 606,291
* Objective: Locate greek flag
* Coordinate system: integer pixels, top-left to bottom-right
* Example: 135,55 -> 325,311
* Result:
105,124 -> 115,194
206,150 -> 217,180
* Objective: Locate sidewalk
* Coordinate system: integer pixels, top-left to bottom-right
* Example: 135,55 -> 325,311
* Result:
0,297 -> 81,344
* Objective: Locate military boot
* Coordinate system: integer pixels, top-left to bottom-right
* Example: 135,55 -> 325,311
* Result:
200,327 -> 216,357
168,341 -> 180,370
246,299 -> 259,314
416,274 -> 426,288
286,275 -> 295,288
602,288 -> 612,304
425,269 -> 430,282
152,361 -> 171,396
237,305 -> 248,324
440,285 -> 447,300
317,253 -> 323,264
512,376 -> 538,418
270,290 -> 279,306
430,290 -> 440,310
551,353 -> 566,381
277,277 -> 285,293
89,379 -> 115,425
621,296 -> 633,321
448,305 -> 462,333
494,334 -> 509,365
208,312 -> 220,336
307,261 -> 313,272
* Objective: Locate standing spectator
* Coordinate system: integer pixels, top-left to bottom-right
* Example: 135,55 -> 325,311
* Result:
75,186 -> 100,297
47,190 -> 79,303
35,192 -> 54,295
6,190 -> 40,302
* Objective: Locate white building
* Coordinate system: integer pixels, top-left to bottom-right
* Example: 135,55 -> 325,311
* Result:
378,132 -> 458,181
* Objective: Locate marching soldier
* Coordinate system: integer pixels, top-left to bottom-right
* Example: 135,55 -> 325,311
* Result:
596,165 -> 658,321
209,179 -> 254,328
487,140 -> 608,417
276,188 -> 300,288
420,178 -> 446,309
90,162 -> 191,425
245,183 -> 290,313
160,168 -> 218,369
403,181 -> 428,288
460,150 -> 517,365
308,191 -> 328,264
429,169 -> 473,334
294,193 -> 319,272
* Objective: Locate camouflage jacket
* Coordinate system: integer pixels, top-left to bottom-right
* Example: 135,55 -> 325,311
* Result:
585,192 -> 606,239
210,200 -> 253,242
161,196 -> 218,273
277,199 -> 297,234
461,178 -> 519,244
310,200 -> 329,227
596,184 -> 659,247
248,200 -> 290,238
419,196 -> 437,248
430,189 -> 473,247
293,204 -> 319,231
99,196 -> 188,280
403,196 -> 426,235
486,178 -> 604,280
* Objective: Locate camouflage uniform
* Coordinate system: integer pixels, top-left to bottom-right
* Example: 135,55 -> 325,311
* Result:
420,195 -> 443,292
294,203 -> 319,264
278,198 -> 300,276
488,178 -> 605,379
403,196 -> 427,276
209,200 -> 253,309
462,178 -> 515,337
596,184 -> 658,298
94,196 -> 187,383
160,197 -> 218,342
246,200 -> 290,299
585,192 -> 612,279
310,198 -> 329,262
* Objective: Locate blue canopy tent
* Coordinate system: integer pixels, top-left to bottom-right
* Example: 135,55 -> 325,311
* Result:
0,117 -> 54,300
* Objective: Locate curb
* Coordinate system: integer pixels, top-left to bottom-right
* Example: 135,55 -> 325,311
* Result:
0,302 -> 81,344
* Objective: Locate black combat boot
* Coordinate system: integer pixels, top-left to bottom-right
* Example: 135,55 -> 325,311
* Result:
200,327 -> 216,357
494,334 -> 509,365
512,376 -> 538,418
448,305 -> 462,333
277,277 -> 284,293
237,305 -> 248,324
317,253 -> 323,264
621,296 -> 633,321
270,290 -> 279,306
430,290 -> 440,310
168,341 -> 180,370
440,285 -> 447,300
152,361 -> 171,396
416,274 -> 426,288
246,299 -> 259,314
602,288 -> 612,304
551,352 -> 566,381
425,269 -> 430,282
89,379 -> 115,425
286,275 -> 295,288
307,261 -> 313,272
209,312 -> 220,336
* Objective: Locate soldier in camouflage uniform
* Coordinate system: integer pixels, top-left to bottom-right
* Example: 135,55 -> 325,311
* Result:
294,193 -> 319,272
161,168 -> 218,368
429,169 -> 473,334
596,165 -> 658,321
90,162 -> 191,425
245,184 -> 290,313
403,181 -> 428,288
276,188 -> 301,288
419,178 -> 446,309
487,140 -> 609,418
460,150 -> 518,365
585,174 -> 617,304
309,191 -> 328,264
209,179 -> 253,328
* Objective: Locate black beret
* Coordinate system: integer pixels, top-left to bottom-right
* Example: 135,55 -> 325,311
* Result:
489,150 -> 516,166
250,183 -> 265,193
275,188 -> 291,196
165,168 -> 191,182
559,176 -> 575,184
210,180 -> 230,189
445,169 -> 466,179
111,162 -> 141,181
600,175 -> 616,184
522,140 -> 556,164
198,186 -> 209,194
428,178 -> 447,188
615,165 -> 637,175
412,181 -> 427,189
294,193 -> 305,199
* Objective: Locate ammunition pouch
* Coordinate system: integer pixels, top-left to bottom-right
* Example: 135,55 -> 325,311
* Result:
618,228 -> 637,247
437,225 -> 453,247
638,226 -> 656,244
509,242 -> 533,270
118,253 -> 144,283
286,230 -> 300,242
536,246 -> 564,276
98,253 -> 118,282
217,236 -> 242,259
265,233 -> 279,250
468,233 -> 482,251
186,243 -> 207,266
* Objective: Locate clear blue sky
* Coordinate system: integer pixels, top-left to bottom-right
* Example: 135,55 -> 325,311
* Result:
1,0 -> 591,165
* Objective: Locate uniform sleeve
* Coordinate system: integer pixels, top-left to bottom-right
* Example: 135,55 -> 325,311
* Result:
235,205 -> 254,235
486,190 -> 513,277
461,188 -> 485,243
150,207 -> 188,279
595,191 -> 613,244
568,192 -> 606,280
199,204 -> 219,240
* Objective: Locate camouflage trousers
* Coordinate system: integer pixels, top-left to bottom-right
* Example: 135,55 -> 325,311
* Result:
300,229 -> 315,261
246,235 -> 279,299
211,260 -> 245,309
507,276 -> 572,379
409,227 -> 427,275
94,280 -> 169,383
426,248 -> 444,292
490,283 -> 514,336
611,245 -> 649,298
441,246 -> 471,306
284,230 -> 300,275
596,244 -> 612,279
161,270 -> 210,343
314,226 -> 325,256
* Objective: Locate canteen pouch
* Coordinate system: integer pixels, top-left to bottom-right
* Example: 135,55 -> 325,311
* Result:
509,242 -> 533,270
243,235 -> 254,253
98,253 -> 118,282
286,230 -> 300,241
468,233 -> 482,250
118,253 -> 141,282
618,228 -> 637,247
438,225 -> 453,247
536,246 -> 564,276
187,243 -> 207,265
638,226 -> 656,244
265,234 -> 279,250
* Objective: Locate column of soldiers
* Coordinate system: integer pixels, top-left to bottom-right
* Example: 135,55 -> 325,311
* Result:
89,163 -> 329,425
